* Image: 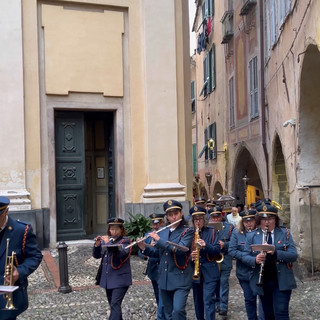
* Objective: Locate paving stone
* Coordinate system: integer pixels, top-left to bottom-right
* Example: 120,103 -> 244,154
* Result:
17,243 -> 320,319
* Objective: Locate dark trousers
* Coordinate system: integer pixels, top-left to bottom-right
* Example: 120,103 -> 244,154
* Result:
152,280 -> 164,320
106,286 -> 129,320
160,288 -> 190,320
239,279 -> 258,320
260,280 -> 291,320
193,277 -> 217,320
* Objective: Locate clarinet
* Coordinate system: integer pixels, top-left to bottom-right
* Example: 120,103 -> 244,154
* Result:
257,226 -> 268,287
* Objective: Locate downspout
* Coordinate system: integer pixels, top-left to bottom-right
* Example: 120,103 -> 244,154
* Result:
259,0 -> 269,196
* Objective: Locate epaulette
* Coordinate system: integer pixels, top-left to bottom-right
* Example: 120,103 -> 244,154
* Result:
16,219 -> 29,226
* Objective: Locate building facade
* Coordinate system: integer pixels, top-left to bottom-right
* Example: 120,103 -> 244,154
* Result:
0,0 -> 193,247
191,0 -> 320,273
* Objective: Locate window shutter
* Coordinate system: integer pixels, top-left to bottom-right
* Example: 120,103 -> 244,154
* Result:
211,45 -> 216,91
192,144 -> 197,173
204,128 -> 208,160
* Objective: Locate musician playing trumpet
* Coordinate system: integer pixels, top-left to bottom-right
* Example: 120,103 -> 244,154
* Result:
138,213 -> 165,320
189,205 -> 220,320
137,200 -> 193,320
242,201 -> 298,320
93,217 -> 132,320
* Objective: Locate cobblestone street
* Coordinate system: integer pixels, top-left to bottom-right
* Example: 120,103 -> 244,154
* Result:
16,241 -> 320,320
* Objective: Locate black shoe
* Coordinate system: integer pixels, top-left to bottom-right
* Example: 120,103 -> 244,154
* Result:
219,310 -> 228,316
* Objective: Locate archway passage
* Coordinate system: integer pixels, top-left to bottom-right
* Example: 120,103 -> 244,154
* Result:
213,181 -> 223,201
272,135 -> 290,226
232,148 -> 264,207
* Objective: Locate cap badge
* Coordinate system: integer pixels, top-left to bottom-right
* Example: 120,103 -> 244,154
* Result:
152,213 -> 156,218
263,205 -> 267,212
168,200 -> 172,205
194,206 -> 198,211
115,218 -> 118,222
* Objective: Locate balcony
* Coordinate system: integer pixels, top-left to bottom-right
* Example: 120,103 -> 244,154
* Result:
240,0 -> 257,16
221,10 -> 234,44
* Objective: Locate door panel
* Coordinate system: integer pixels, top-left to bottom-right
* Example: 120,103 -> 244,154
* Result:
55,112 -> 86,240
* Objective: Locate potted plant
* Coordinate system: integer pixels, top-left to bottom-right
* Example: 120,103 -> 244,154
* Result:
124,213 -> 152,255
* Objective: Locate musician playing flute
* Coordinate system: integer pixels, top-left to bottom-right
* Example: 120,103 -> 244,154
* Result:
138,213 -> 165,320
189,205 -> 220,320
242,201 -> 297,320
229,209 -> 262,320
137,200 -> 193,320
93,218 -> 132,320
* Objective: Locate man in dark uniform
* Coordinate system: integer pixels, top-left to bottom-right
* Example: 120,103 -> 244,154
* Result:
242,202 -> 297,320
138,200 -> 193,320
190,205 -> 220,320
209,206 -> 234,318
138,213 -> 165,320
0,196 -> 43,320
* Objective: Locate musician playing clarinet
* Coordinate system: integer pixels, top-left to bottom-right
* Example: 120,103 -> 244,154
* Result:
93,218 -> 132,320
189,205 -> 220,320
137,200 -> 193,320
242,201 -> 298,320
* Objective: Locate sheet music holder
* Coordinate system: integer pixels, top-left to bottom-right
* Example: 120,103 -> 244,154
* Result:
0,286 -> 19,295
208,222 -> 223,231
102,244 -> 123,253
166,241 -> 189,252
250,244 -> 275,252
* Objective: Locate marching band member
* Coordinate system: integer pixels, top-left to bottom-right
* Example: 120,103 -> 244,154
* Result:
137,200 -> 193,320
190,205 -> 220,320
229,209 -> 261,320
242,202 -> 298,320
138,213 -> 165,320
93,218 -> 132,320
209,206 -> 234,318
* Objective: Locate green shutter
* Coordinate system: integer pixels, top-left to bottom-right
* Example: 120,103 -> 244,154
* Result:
211,44 -> 216,91
204,128 -> 208,160
192,144 -> 197,173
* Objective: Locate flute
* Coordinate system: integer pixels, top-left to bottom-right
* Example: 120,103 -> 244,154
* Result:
124,219 -> 183,249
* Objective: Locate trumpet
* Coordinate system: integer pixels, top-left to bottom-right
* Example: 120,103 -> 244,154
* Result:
3,238 -> 16,310
192,227 -> 201,280
272,200 -> 282,210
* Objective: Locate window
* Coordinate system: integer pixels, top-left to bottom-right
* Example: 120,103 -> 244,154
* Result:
200,45 -> 216,98
249,56 -> 259,119
192,144 -> 197,174
191,81 -> 196,112
202,0 -> 215,20
265,0 -> 291,55
229,77 -> 235,127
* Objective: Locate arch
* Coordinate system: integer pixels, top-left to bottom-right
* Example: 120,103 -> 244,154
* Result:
272,134 -> 290,226
298,44 -> 320,184
213,181 -> 223,200
232,146 -> 264,207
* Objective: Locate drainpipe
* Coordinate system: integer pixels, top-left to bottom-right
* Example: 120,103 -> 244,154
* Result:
297,185 -> 320,276
259,0 -> 269,196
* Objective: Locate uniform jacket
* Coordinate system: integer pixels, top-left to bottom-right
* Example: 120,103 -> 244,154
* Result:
0,216 -> 43,320
242,226 -> 298,295
93,236 -> 132,290
192,226 -> 220,283
143,222 -> 193,291
138,231 -> 160,281
216,221 -> 234,270
229,228 -> 254,281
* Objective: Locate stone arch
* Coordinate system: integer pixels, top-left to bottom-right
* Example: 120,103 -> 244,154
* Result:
272,134 -> 290,226
232,146 -> 264,206
298,44 -> 320,270
299,44 -> 320,184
